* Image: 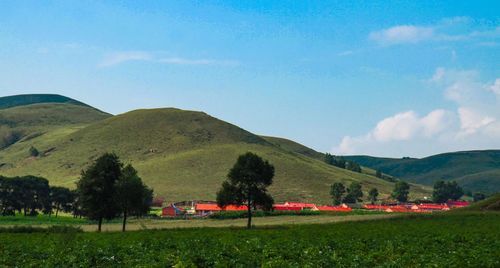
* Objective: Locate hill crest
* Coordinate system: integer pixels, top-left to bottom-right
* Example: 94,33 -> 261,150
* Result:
0,94 -> 92,110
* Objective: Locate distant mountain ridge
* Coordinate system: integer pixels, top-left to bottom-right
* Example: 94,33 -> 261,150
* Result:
345,150 -> 500,193
0,94 -> 426,203
0,94 -> 91,110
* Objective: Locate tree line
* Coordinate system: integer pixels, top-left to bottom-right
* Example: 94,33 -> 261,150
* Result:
324,154 -> 398,183
329,179 -> 468,205
324,153 -> 362,173
0,153 -> 153,232
0,175 -> 75,217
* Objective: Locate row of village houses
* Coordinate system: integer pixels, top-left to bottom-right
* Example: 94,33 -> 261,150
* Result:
161,200 -> 469,217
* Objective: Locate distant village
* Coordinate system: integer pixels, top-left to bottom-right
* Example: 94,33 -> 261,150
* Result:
159,199 -> 470,217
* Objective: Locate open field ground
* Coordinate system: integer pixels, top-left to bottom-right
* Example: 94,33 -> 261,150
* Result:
0,212 -> 498,267
0,212 -> 392,231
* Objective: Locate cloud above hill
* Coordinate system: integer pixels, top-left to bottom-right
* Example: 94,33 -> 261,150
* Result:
335,68 -> 500,157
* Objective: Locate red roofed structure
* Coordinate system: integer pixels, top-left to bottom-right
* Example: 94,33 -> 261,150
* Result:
316,206 -> 352,212
284,202 -> 317,209
363,204 -> 391,210
273,204 -> 302,211
415,204 -> 450,211
194,203 -> 248,214
385,206 -> 413,213
447,201 -> 470,208
162,204 -> 184,217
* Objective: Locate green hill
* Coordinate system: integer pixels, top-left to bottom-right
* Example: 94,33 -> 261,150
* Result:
0,96 -> 111,150
261,136 -> 325,160
0,94 -> 90,110
460,194 -> 500,212
345,151 -> 500,193
0,98 -> 430,203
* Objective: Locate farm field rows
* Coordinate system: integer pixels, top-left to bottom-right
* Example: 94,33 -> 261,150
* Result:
1,212 -> 498,267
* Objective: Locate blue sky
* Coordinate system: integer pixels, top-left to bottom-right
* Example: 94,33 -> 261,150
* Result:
1,1 -> 499,157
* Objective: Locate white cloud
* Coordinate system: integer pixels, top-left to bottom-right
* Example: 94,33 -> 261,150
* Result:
372,111 -> 421,142
421,109 -> 455,137
369,25 -> 434,45
369,17 -> 500,46
337,50 -> 354,56
158,57 -> 238,66
99,51 -> 153,67
430,67 -> 445,82
489,78 -> 500,96
457,107 -> 495,136
98,51 -> 238,68
334,69 -> 500,157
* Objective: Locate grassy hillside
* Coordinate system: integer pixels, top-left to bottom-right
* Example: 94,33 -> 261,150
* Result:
0,103 -> 110,149
0,94 -> 90,110
261,136 -> 325,160
0,107 -> 430,203
345,151 -> 500,193
460,194 -> 500,212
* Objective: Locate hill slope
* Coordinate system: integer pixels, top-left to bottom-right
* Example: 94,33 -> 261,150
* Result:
261,136 -> 325,160
0,106 -> 430,203
0,100 -> 111,150
345,151 -> 500,193
459,194 -> 500,212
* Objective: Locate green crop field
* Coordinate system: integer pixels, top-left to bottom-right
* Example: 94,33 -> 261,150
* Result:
0,212 -> 498,267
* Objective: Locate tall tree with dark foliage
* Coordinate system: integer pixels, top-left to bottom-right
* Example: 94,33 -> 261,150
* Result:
115,164 -> 153,232
392,181 -> 410,203
77,153 -> 122,232
217,152 -> 274,229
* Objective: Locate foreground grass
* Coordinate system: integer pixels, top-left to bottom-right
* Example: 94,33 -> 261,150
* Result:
0,212 -> 498,267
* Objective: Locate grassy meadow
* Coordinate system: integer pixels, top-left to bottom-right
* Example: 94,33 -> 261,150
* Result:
0,212 -> 498,267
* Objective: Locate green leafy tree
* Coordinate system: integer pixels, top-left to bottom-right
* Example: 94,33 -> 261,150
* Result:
330,183 -> 346,205
368,188 -> 379,204
346,161 -> 362,173
19,176 -> 50,216
115,164 -> 153,232
432,181 -> 464,203
324,153 -> 346,169
77,153 -> 122,232
50,186 -> 74,217
216,152 -> 274,229
392,181 -> 410,203
343,182 -> 363,203
447,181 -> 464,201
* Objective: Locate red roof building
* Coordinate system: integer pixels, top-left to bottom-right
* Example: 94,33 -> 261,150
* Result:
316,206 -> 352,212
363,204 -> 391,210
284,202 -> 317,209
416,204 -> 450,211
194,203 -> 248,214
162,204 -> 184,217
447,201 -> 470,208
385,206 -> 413,213
273,204 -> 302,211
